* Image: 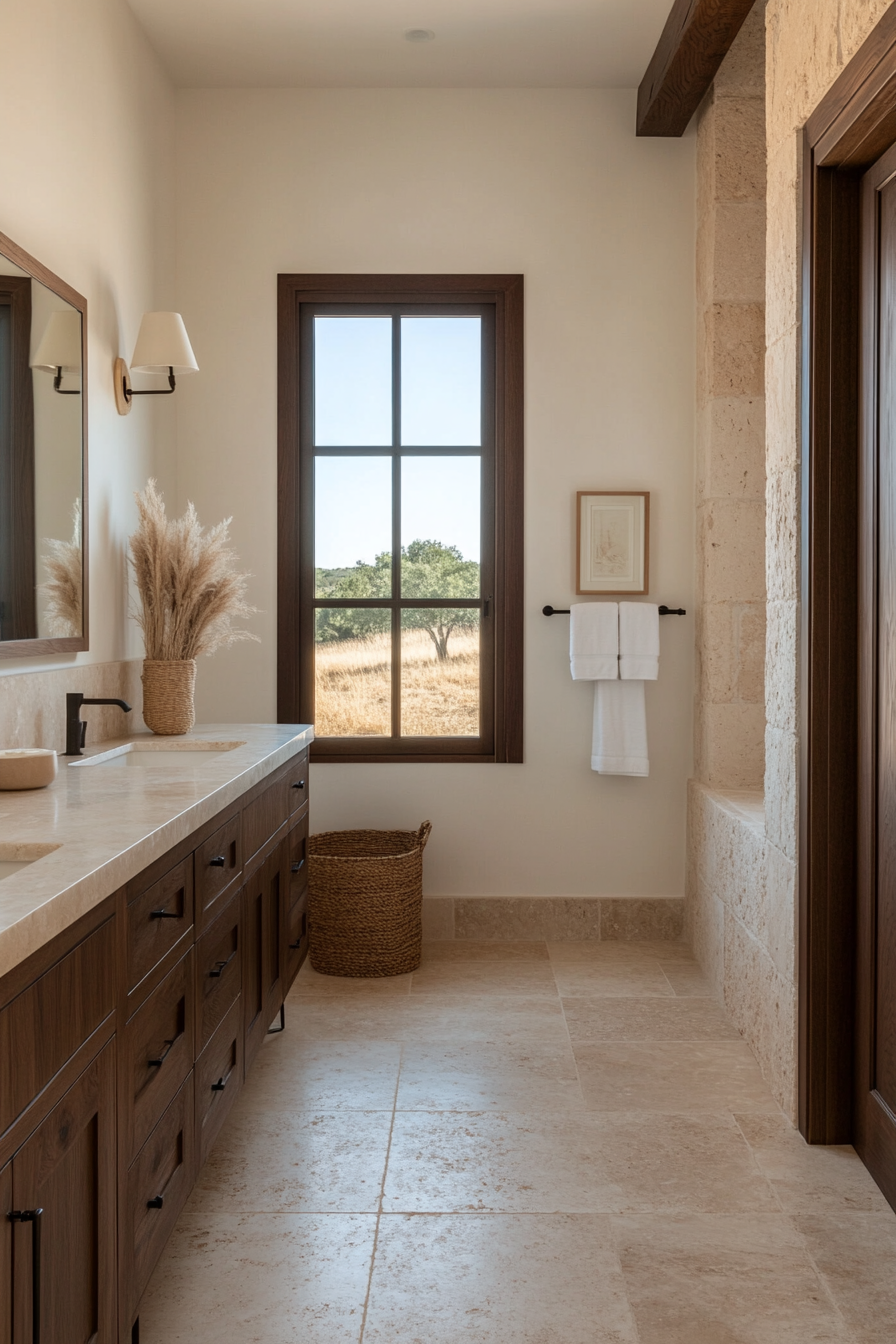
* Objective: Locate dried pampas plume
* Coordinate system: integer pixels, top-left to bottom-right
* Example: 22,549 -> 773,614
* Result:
129,480 -> 259,660
41,499 -> 83,637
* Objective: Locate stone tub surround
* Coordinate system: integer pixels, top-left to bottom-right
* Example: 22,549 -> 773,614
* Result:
0,659 -> 144,753
0,722 -> 313,980
421,895 -> 685,943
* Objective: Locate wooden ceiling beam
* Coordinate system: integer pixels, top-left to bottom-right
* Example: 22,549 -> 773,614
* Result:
637,0 -> 757,137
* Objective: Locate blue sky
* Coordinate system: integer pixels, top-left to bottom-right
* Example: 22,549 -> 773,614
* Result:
313,316 -> 482,569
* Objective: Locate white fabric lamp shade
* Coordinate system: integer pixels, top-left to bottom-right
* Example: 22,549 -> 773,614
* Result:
31,310 -> 82,372
130,312 -> 199,375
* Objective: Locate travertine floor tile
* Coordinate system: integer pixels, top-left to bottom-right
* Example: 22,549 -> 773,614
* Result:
562,995 -> 740,1042
613,1213 -> 853,1343
795,1211 -> 896,1342
547,939 -> 695,962
660,960 -> 713,995
193,1107 -> 392,1212
395,1040 -> 584,1111
139,1212 -> 374,1344
573,1041 -> 780,1112
285,991 -> 568,1042
422,940 -> 549,961
383,1111 -> 778,1214
240,1038 -> 402,1112
736,1113 -> 892,1213
552,961 -> 675,997
292,962 -> 413,994
364,1214 -> 639,1343
410,959 -> 559,996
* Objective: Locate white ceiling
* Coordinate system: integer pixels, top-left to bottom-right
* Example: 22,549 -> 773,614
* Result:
126,0 -> 672,89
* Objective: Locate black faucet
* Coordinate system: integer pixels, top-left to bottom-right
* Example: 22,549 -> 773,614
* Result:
65,693 -> 132,756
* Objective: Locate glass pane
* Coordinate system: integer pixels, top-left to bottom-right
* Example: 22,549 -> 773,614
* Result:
400,609 -> 479,737
314,317 -> 392,446
401,317 -> 481,445
315,457 -> 392,598
315,608 -> 391,736
401,457 -> 480,597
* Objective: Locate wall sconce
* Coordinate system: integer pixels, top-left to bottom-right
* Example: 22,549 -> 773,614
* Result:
114,311 -> 199,416
31,310 -> 82,394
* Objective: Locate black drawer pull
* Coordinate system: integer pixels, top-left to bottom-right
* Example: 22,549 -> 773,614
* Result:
291,860 -> 305,874
146,1196 -> 164,1210
148,1038 -> 175,1068
209,947 -> 238,978
150,907 -> 180,920
8,1208 -> 42,1344
292,779 -> 305,790
209,855 -> 226,867
211,1076 -> 228,1092
289,939 -> 304,950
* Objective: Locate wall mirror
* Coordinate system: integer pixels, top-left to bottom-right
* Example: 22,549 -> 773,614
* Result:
0,229 -> 87,656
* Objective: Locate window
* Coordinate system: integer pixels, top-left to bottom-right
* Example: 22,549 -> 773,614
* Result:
278,275 -> 523,762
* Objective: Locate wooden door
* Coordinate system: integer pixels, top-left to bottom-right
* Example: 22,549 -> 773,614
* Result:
1,1161 -> 11,1344
242,843 -> 285,1072
10,1042 -> 117,1343
857,142 -> 896,1209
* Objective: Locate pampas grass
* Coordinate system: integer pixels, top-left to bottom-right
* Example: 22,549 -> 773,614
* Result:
41,499 -> 82,637
130,480 -> 259,660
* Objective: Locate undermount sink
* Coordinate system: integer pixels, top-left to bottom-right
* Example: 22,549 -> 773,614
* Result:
0,843 -> 61,881
70,740 -> 246,768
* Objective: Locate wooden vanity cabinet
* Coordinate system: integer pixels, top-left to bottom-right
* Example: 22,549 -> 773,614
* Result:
0,746 -> 309,1344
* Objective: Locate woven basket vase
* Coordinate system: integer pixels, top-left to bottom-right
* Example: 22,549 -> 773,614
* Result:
141,659 -> 196,736
308,821 -> 431,978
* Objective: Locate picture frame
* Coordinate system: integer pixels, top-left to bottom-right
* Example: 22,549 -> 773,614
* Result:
576,491 -> 649,595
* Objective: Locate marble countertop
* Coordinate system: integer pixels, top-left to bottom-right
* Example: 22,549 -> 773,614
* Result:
0,723 -> 313,982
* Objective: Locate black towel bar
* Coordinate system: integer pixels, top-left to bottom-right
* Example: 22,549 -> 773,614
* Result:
542,604 -> 686,616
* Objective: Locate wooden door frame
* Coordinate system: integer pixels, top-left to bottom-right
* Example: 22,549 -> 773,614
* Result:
800,6 -> 896,1142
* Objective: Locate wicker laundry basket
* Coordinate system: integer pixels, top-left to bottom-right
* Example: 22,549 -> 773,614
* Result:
308,821 -> 431,977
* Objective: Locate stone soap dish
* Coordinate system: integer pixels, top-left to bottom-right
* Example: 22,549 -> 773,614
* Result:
0,749 -> 58,790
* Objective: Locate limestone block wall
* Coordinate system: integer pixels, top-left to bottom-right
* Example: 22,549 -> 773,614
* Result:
694,2 -> 767,792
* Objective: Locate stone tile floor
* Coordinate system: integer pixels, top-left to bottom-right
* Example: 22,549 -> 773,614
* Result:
140,941 -> 896,1343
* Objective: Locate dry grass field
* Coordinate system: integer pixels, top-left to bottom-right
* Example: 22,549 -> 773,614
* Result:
314,628 -> 479,736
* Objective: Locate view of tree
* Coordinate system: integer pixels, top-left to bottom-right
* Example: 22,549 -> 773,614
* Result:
316,539 -> 479,661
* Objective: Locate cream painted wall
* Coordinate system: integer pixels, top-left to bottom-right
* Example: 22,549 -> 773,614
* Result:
0,0 -> 176,686
175,88 -> 696,896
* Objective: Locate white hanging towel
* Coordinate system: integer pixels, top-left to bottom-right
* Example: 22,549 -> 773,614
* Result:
570,602 -> 618,681
592,680 -> 649,776
619,602 -> 659,680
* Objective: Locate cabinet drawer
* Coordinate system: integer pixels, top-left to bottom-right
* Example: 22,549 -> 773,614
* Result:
125,1072 -> 195,1319
286,751 -> 309,815
286,892 -> 308,991
288,813 -> 308,906
127,859 -> 193,993
242,773 -> 288,864
195,813 -> 241,928
195,997 -> 243,1165
125,950 -> 194,1161
195,890 -> 241,1053
0,919 -> 115,1137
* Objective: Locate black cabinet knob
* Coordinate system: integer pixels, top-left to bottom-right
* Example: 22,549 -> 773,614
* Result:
211,1076 -> 228,1092
150,908 -> 179,920
146,1196 -> 164,1210
291,860 -> 305,874
209,855 -> 226,867
292,779 -> 305,790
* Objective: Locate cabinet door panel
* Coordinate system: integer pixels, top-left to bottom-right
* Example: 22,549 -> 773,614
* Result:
127,860 -> 193,994
242,843 -> 285,1074
11,1042 -> 116,1344
195,891 -> 241,1053
195,813 -> 241,930
1,1161 -> 10,1344
125,951 -> 194,1161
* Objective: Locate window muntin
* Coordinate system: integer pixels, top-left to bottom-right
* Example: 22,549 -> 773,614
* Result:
305,304 -> 491,748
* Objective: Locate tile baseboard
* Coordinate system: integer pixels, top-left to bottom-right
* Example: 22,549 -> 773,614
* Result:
422,895 -> 685,943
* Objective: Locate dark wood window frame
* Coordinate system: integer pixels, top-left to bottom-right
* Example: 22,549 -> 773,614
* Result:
277,274 -> 524,764
800,7 -> 896,1143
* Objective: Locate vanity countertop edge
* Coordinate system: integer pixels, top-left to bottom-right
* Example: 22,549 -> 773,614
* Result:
0,722 -> 313,980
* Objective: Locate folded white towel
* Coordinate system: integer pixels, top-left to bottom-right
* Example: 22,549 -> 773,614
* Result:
591,680 -> 649,776
619,602 -> 659,681
570,602 -> 618,681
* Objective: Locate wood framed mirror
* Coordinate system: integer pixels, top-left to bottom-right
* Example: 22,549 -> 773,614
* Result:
0,229 -> 87,656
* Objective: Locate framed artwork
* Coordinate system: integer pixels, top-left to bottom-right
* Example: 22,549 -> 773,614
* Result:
576,491 -> 649,595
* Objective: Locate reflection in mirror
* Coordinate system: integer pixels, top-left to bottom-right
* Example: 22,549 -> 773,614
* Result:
0,237 -> 85,650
